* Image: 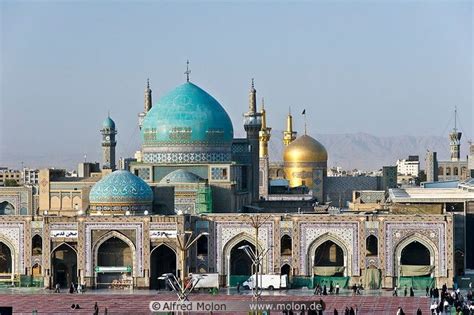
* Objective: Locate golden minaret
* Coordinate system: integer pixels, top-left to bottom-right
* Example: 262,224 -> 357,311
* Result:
259,98 -> 271,158
283,109 -> 297,146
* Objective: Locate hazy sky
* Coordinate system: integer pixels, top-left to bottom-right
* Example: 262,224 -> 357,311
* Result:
1,1 -> 472,169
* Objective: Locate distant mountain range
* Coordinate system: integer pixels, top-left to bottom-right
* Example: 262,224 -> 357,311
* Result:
268,132 -> 471,171
2,132 -> 471,171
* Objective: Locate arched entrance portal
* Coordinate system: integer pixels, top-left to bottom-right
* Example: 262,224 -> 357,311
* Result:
399,240 -> 434,289
52,244 -> 77,288
150,245 -> 177,290
230,240 -> 255,286
401,241 -> 430,266
96,237 -> 132,288
314,240 -> 344,275
0,242 -> 12,274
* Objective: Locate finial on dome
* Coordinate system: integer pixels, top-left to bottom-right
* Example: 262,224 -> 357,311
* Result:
261,97 -> 265,110
251,78 -> 255,89
185,60 -> 191,82
146,78 -> 150,89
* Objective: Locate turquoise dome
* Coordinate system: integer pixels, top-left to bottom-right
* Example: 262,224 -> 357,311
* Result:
102,116 -> 116,129
89,170 -> 153,205
160,169 -> 203,184
141,82 -> 233,145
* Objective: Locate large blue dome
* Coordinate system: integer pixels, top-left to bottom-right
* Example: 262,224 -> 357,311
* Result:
89,170 -> 153,205
141,82 -> 233,145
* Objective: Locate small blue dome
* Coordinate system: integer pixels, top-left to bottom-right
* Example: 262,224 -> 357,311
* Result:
89,170 -> 153,204
141,82 -> 233,145
160,169 -> 203,184
102,116 -> 116,129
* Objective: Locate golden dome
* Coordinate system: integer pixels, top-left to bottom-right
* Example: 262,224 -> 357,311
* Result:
283,134 -> 328,163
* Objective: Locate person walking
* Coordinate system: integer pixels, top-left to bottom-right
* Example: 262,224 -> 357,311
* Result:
54,283 -> 60,293
416,308 -> 422,315
335,283 -> 340,295
393,286 -> 398,296
236,282 -> 240,293
93,302 -> 99,315
69,283 -> 74,294
77,282 -> 82,294
410,287 -> 414,297
404,285 -> 407,297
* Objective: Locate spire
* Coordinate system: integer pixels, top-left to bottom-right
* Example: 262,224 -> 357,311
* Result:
449,106 -> 462,161
185,60 -> 191,82
283,107 -> 297,146
259,97 -> 271,158
144,78 -> 152,113
249,78 -> 257,113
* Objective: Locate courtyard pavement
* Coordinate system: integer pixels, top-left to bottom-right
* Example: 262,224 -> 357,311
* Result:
0,287 -> 435,314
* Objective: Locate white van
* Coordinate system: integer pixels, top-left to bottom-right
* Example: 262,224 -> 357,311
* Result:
242,274 -> 288,290
190,273 -> 219,290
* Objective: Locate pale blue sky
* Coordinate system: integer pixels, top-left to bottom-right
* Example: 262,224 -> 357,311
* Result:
1,1 -> 472,168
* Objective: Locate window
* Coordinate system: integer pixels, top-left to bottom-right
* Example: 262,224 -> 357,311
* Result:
197,235 -> 208,256
366,235 -> 378,256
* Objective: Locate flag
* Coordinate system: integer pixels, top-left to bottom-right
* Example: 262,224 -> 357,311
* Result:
302,109 -> 306,115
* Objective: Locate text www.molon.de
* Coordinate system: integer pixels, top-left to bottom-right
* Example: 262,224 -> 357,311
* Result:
149,301 -> 322,312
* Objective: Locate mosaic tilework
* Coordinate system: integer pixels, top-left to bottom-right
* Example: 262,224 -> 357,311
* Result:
143,152 -> 231,164
384,222 -> 445,277
85,223 -> 143,277
299,222 -> 359,276
0,222 -> 24,273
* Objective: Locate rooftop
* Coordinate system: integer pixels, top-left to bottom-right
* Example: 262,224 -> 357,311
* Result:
389,187 -> 474,203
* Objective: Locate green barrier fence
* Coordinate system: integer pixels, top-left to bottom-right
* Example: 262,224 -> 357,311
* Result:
398,276 -> 435,290
291,276 -> 314,289
313,276 -> 350,289
229,275 -> 250,287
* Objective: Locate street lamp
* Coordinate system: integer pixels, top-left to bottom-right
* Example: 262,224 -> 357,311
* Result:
158,273 -> 207,302
161,230 -> 209,298
239,214 -> 272,301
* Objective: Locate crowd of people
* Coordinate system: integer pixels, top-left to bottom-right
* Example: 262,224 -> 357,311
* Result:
428,283 -> 474,314
313,281 -> 342,295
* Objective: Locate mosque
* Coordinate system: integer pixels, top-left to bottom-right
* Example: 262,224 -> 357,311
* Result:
0,70 -> 461,291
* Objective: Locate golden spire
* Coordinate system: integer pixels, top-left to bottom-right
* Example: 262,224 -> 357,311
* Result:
259,98 -> 271,158
283,107 -> 297,146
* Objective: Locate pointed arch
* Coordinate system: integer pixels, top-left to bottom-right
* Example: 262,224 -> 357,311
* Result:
0,239 -> 14,274
150,243 -> 177,290
222,232 -> 267,286
0,201 -> 15,215
51,242 -> 77,255
92,230 -> 137,277
307,233 -> 351,276
394,233 -> 438,278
